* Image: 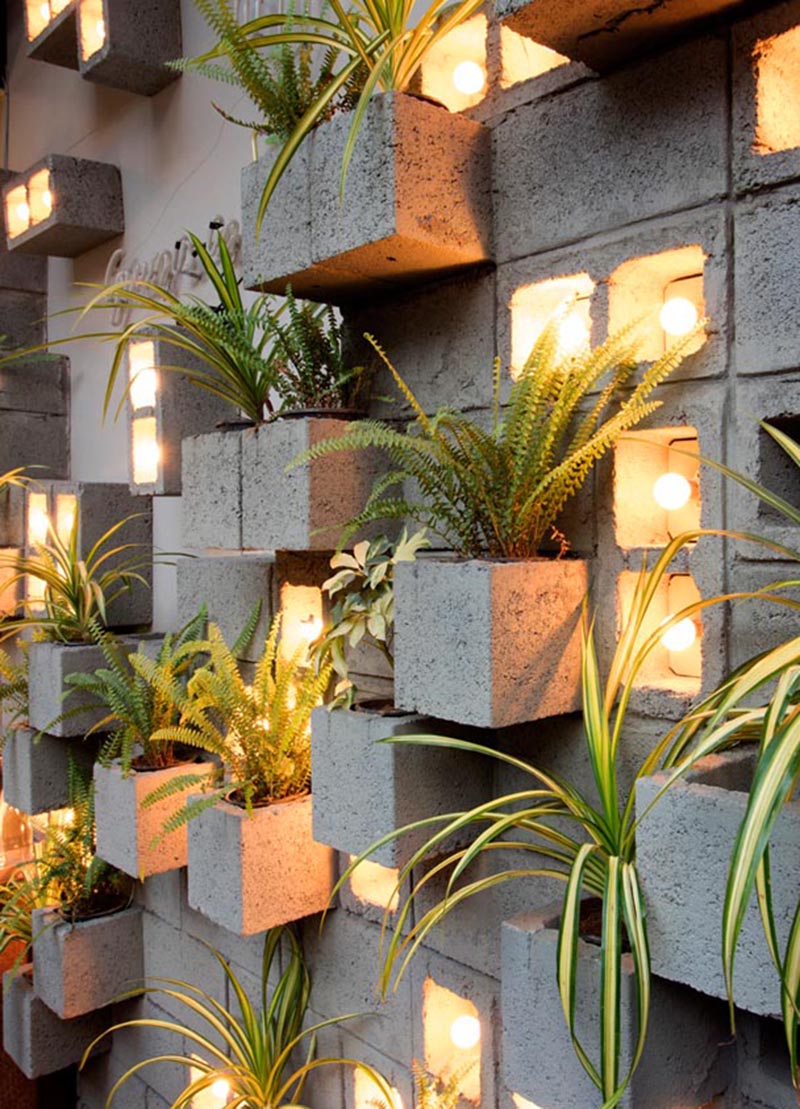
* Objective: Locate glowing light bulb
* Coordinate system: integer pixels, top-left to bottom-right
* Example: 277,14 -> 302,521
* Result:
300,614 -> 323,642
653,472 -> 692,511
450,1013 -> 481,1050
133,424 -> 160,486
40,2 -> 50,20
41,189 -> 53,215
558,312 -> 590,357
129,341 -> 158,409
660,296 -> 698,338
660,617 -> 697,653
452,59 -> 486,96
210,1078 -> 230,1103
15,201 -> 30,224
28,494 -> 50,547
95,17 -> 105,43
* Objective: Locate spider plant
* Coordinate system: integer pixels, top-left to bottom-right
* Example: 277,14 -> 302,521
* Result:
293,317 -> 701,558
81,923 -> 398,1109
338,531 -> 718,1108
189,0 -> 486,229
138,615 -> 333,831
0,513 -> 151,644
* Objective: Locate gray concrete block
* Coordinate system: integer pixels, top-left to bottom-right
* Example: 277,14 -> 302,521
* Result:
241,417 -> 385,551
502,902 -> 730,1108
2,966 -> 109,1080
0,171 -> 48,291
139,913 -> 227,1036
0,355 -> 69,414
77,1053 -> 151,1109
736,1011 -> 799,1109
28,639 -> 117,736
728,561 -> 800,670
495,0 -> 746,72
32,905 -> 145,1020
637,747 -> 800,1018
77,0 -> 182,96
3,155 -> 124,259
492,37 -> 728,261
109,996 -> 190,1105
24,2 -> 79,69
245,92 -> 492,304
242,141 -> 314,293
0,288 -> 47,348
186,795 -> 334,935
176,550 -> 274,662
394,556 -> 588,728
180,428 -> 243,550
0,410 -> 68,479
94,758 -> 216,879
2,725 -> 97,815
340,1030 -> 413,1109
311,705 -> 493,867
0,484 -> 24,546
134,868 -> 183,930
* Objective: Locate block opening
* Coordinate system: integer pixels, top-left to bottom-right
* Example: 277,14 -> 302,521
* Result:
354,1069 -> 404,1109
618,571 -> 702,693
499,30 -> 568,90
78,0 -> 106,61
422,977 -> 481,1102
348,856 -> 400,912
510,273 -> 594,378
758,415 -> 800,521
754,27 -> 800,155
418,14 -> 488,113
614,427 -> 700,550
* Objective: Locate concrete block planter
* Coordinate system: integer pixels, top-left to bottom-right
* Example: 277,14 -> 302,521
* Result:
186,794 -> 334,935
2,155 -> 124,258
502,903 -> 728,1109
394,556 -> 588,728
636,747 -> 800,1018
242,92 -> 492,305
2,726 -> 97,815
495,0 -> 748,72
181,427 -> 244,550
32,905 -> 144,1019
24,2 -> 79,70
241,417 -> 384,551
76,0 -> 182,96
311,705 -> 492,867
2,966 -> 109,1080
94,757 -> 217,878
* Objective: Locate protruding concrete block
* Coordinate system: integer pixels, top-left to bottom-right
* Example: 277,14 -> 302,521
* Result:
32,906 -> 144,1019
77,0 -> 182,96
176,551 -> 273,662
244,92 -> 492,305
0,288 -> 47,349
394,557 -> 588,728
2,155 -> 124,258
23,3 -> 79,70
0,485 -> 25,547
0,170 -> 48,291
187,794 -> 334,935
494,0 -> 748,72
181,428 -> 244,550
94,758 -> 217,879
241,417 -> 384,551
0,410 -> 68,480
242,142 -> 313,294
502,902 -> 730,1108
0,355 -> 69,414
2,726 -> 97,814
311,705 -> 492,867
636,747 -> 800,1018
2,966 -> 109,1080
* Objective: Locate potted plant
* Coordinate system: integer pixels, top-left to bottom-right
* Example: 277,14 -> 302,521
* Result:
296,316 -> 701,728
310,529 -> 492,867
63,607 -> 216,878
141,616 -> 335,935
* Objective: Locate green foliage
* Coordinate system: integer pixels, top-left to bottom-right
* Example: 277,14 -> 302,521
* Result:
63,607 -> 210,772
140,616 -> 333,830
0,644 -> 28,744
369,1062 -> 468,1109
81,923 -> 398,1109
313,526 -> 429,705
294,319 -> 700,559
0,868 -> 48,963
0,513 -> 151,644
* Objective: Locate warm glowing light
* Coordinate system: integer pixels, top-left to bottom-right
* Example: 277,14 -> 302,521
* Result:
27,493 -> 49,548
16,203 -> 30,223
209,1078 -> 230,1102
653,472 -> 692,512
452,59 -> 485,96
128,340 -> 158,410
558,311 -> 591,358
299,614 -> 323,642
40,2 -> 50,20
55,494 -> 77,544
132,418 -> 160,486
280,584 -> 324,663
354,1071 -> 403,1109
348,856 -> 400,911
79,0 -> 107,60
659,296 -> 699,338
450,1013 -> 481,1050
6,184 -> 31,238
27,574 -> 47,612
660,617 -> 697,653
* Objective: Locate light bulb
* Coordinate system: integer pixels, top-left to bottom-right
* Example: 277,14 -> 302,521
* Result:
660,617 -> 697,653
128,340 -> 158,409
300,614 -> 323,641
133,430 -> 160,486
450,1013 -> 481,1050
210,1078 -> 230,1103
660,296 -> 698,338
41,189 -> 53,215
452,60 -> 486,96
95,17 -> 105,43
558,312 -> 590,357
15,201 -> 31,224
40,2 -> 51,20
28,494 -> 50,547
653,472 -> 692,511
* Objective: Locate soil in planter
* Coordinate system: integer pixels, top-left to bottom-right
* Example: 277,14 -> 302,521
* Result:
131,746 -> 212,773
579,898 -> 631,952
55,883 -> 134,927
351,698 -> 405,716
226,788 -> 310,811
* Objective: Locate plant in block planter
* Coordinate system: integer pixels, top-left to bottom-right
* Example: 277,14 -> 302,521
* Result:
296,316 -> 702,728
142,616 -> 335,934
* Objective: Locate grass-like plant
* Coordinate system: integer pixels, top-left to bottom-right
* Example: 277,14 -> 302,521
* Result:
139,615 -> 333,829
293,318 -> 701,559
0,513 -> 151,644
81,923 -> 398,1109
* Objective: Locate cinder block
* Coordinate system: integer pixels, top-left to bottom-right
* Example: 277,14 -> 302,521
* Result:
492,37 -> 728,261
244,92 -> 492,304
502,902 -> 730,1108
176,550 -> 273,662
0,410 -> 68,479
637,747 -> 800,1018
0,545 -> 20,616
0,355 -> 69,413
736,1010 -> 799,1109
394,556 -> 588,728
3,156 -> 124,259
242,141 -> 314,293
311,705 -> 492,867
729,561 -> 800,669
180,428 -> 243,550
94,758 -> 217,879
77,0 -> 182,96
0,484 -> 24,546
134,868 -> 183,930
3,726 -> 97,814
0,171 -> 48,291
0,288 -> 47,349
241,417 -> 385,551
24,2 -> 79,69
495,0 -> 746,72
2,966 -> 109,1080
109,996 -> 189,1105
32,905 -> 144,1019
186,795 -> 334,935
76,1053 -> 151,1109
340,1031 -> 413,1109
139,913 -> 227,1036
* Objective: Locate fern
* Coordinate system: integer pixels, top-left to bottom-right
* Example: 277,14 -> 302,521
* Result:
369,1062 -> 471,1109
291,317 -> 703,559
0,645 -> 28,747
